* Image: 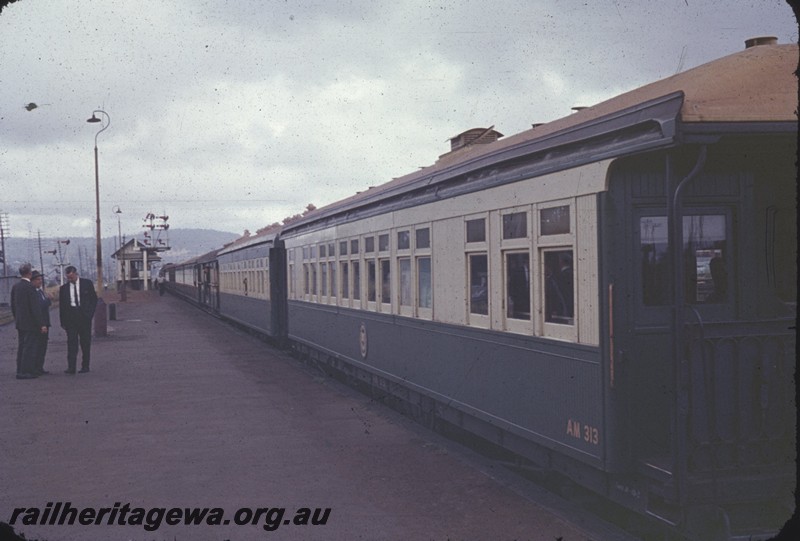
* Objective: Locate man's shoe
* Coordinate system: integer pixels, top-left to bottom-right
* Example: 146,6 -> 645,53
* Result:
16,373 -> 38,380
64,369 -> 76,375
78,368 -> 90,373
38,370 -> 49,375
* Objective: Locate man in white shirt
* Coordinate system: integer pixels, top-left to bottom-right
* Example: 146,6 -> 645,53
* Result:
58,266 -> 98,374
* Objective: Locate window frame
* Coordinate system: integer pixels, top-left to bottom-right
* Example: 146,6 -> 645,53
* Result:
339,259 -> 350,305
635,207 -> 735,325
537,199 -> 575,246
535,199 -> 577,340
501,209 -> 529,241
465,213 -> 490,327
398,256 -> 413,316
539,247 -> 577,341
414,223 -> 433,319
379,257 -> 392,310
503,249 -> 533,334
467,253 -> 490,327
497,206 -> 532,334
366,258 -> 377,309
416,255 -> 433,318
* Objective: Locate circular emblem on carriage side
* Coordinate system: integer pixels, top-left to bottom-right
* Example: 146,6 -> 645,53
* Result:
359,323 -> 368,359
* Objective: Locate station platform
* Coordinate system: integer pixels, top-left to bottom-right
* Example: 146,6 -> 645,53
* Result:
1,290 -> 596,541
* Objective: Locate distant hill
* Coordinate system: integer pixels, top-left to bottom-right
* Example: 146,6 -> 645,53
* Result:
0,229 -> 239,281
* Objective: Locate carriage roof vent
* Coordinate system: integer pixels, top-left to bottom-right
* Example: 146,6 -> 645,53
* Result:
745,36 -> 778,48
448,126 -> 503,152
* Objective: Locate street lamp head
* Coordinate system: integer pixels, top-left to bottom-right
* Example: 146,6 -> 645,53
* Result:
87,114 -> 101,123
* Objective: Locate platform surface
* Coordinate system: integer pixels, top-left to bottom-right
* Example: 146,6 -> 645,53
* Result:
1,291 -> 596,541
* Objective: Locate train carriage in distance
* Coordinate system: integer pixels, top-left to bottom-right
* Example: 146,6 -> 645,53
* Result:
215,226 -> 287,341
278,38 -> 796,540
163,248 -> 222,312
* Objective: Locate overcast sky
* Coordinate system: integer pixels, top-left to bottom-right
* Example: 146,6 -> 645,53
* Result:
1,0 -> 796,241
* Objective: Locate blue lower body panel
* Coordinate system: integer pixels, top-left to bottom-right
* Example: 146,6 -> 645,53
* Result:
220,292 -> 276,337
288,301 -> 605,467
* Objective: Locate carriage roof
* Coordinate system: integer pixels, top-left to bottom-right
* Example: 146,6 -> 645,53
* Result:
217,225 -> 280,256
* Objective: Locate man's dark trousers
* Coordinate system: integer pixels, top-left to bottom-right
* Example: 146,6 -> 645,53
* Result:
65,308 -> 92,372
16,329 -> 39,375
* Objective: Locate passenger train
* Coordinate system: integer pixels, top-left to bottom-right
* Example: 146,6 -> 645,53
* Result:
164,38 -> 797,540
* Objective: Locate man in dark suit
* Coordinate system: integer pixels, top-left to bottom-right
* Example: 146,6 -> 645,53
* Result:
31,270 -> 52,375
59,266 -> 98,374
10,263 -> 47,379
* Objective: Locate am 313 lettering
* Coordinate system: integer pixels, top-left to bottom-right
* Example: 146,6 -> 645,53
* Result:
566,418 -> 599,445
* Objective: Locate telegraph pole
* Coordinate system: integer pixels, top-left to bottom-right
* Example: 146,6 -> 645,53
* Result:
37,230 -> 45,276
0,212 -> 8,277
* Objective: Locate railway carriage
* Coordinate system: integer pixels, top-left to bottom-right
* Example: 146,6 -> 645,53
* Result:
162,256 -> 200,303
216,227 -> 286,341
163,249 -> 222,311
278,40 -> 796,540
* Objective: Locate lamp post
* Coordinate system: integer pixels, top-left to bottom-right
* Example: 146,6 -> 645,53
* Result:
114,205 -> 127,301
87,110 -> 110,296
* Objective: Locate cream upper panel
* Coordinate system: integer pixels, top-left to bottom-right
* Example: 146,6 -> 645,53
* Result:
283,159 -> 612,249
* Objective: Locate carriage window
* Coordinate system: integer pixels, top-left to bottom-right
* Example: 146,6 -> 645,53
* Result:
640,216 -> 669,306
367,260 -> 376,302
352,261 -> 361,300
341,261 -> 349,298
505,252 -> 530,319
397,231 -> 410,250
311,263 -> 318,295
417,257 -> 432,309
466,219 -> 486,243
684,215 -> 727,304
640,215 -> 728,306
503,212 -> 527,239
380,259 -> 391,304
329,262 -> 336,299
416,228 -> 431,249
543,250 -> 574,325
469,254 -> 489,315
399,258 -> 412,306
540,205 -> 570,235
